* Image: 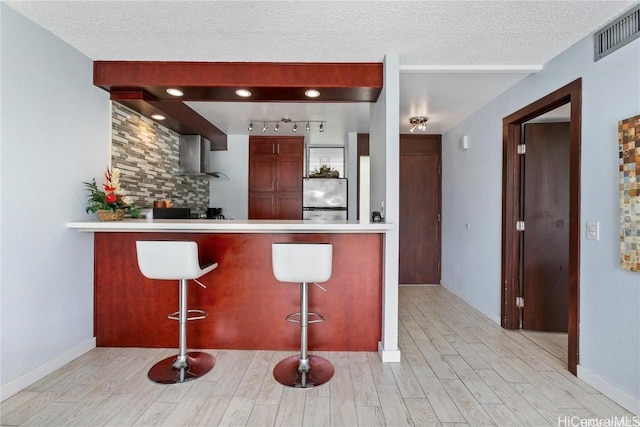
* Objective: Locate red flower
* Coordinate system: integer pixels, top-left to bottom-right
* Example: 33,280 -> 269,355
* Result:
105,193 -> 117,204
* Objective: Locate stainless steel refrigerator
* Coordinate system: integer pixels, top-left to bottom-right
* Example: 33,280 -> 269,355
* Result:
302,178 -> 348,220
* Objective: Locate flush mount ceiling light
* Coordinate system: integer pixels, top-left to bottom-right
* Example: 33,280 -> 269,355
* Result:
249,118 -> 326,133
409,116 -> 429,132
151,114 -> 166,120
304,89 -> 320,98
166,88 -> 184,97
235,89 -> 252,98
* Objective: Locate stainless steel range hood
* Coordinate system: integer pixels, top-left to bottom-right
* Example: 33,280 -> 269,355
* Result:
177,134 -> 229,180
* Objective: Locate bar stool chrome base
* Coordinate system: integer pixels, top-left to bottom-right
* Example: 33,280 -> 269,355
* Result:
273,355 -> 334,388
148,351 -> 215,384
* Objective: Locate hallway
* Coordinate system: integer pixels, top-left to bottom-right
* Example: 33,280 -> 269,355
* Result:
0,286 -> 632,426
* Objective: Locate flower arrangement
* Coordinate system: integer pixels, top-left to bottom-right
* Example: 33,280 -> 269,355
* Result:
84,167 -> 140,219
310,164 -> 340,178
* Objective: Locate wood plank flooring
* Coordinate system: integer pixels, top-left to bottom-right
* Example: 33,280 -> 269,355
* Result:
1,285 -> 633,426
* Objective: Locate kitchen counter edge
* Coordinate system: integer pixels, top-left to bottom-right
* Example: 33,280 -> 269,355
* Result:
66,219 -> 393,233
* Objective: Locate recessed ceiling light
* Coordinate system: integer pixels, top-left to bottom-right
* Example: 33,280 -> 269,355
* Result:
235,89 -> 252,98
151,114 -> 166,120
305,89 -> 320,98
166,88 -> 184,97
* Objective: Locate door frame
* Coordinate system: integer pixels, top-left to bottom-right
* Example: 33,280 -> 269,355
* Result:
501,78 -> 582,374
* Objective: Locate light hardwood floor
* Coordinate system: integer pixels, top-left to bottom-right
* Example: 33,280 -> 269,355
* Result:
1,285 -> 633,426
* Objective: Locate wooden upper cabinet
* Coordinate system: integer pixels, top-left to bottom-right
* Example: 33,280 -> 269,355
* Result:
249,136 -> 303,220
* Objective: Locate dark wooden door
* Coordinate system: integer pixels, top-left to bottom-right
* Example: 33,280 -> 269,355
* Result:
522,122 -> 570,332
399,135 -> 441,284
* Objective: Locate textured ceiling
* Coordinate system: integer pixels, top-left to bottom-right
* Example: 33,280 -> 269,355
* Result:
6,0 -> 636,134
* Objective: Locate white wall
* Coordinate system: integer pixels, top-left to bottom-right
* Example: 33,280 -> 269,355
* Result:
442,32 -> 640,409
370,53 -> 401,362
209,135 -> 249,219
1,4 -> 109,399
347,132 -> 358,220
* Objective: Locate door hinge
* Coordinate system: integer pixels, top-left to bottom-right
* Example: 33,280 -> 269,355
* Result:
517,144 -> 526,154
437,213 -> 441,222
516,297 -> 524,308
438,165 -> 441,174
516,220 -> 525,231
437,261 -> 440,270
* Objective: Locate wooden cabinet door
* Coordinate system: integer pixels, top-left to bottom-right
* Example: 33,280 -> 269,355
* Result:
250,139 -> 276,155
248,136 -> 303,220
248,192 -> 276,219
249,156 -> 276,192
276,139 -> 301,155
277,155 -> 303,192
277,192 -> 303,220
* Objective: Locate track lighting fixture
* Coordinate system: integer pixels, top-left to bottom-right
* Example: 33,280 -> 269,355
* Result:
409,116 -> 429,132
247,118 -> 326,134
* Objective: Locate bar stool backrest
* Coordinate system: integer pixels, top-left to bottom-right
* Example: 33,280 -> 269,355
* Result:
136,241 -> 207,280
272,243 -> 333,283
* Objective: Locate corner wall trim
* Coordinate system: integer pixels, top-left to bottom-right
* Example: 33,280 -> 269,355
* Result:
577,365 -> 640,415
0,338 -> 96,402
378,341 -> 401,363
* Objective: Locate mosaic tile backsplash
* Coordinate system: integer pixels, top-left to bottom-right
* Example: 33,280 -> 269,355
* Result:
619,114 -> 640,272
111,102 -> 209,215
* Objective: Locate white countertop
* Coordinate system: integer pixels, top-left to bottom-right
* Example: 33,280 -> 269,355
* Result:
66,219 -> 393,233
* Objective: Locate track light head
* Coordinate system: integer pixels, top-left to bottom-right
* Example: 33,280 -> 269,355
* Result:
248,122 -> 253,131
262,122 -> 268,132
274,122 -> 280,132
306,122 -> 311,132
319,122 -> 324,132
293,123 -> 298,132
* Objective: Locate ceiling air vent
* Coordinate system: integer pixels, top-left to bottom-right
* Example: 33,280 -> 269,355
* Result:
594,3 -> 640,61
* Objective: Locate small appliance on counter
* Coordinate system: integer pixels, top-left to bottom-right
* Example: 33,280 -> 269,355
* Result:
152,207 -> 191,219
303,178 -> 347,220
206,207 -> 225,219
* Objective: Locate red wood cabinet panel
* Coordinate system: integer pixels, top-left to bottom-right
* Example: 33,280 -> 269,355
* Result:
248,192 -> 276,219
94,232 -> 383,351
277,155 -> 303,193
276,192 -> 303,220
249,156 -> 277,192
249,136 -> 303,219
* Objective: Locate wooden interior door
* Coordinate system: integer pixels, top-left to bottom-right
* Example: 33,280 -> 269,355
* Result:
399,135 -> 441,284
521,122 -> 570,331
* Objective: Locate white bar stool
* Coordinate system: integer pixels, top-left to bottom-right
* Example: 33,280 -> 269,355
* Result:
136,240 -> 218,384
272,242 -> 334,388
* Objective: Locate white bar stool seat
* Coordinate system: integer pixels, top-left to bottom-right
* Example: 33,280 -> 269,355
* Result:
272,242 -> 334,388
136,240 -> 218,384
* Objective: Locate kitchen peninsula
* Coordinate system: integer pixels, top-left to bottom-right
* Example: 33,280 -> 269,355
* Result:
67,219 -> 392,352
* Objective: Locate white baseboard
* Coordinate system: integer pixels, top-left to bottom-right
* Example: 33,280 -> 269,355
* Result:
1,338 -> 96,402
577,365 -> 640,415
440,280 -> 501,325
378,341 -> 401,363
